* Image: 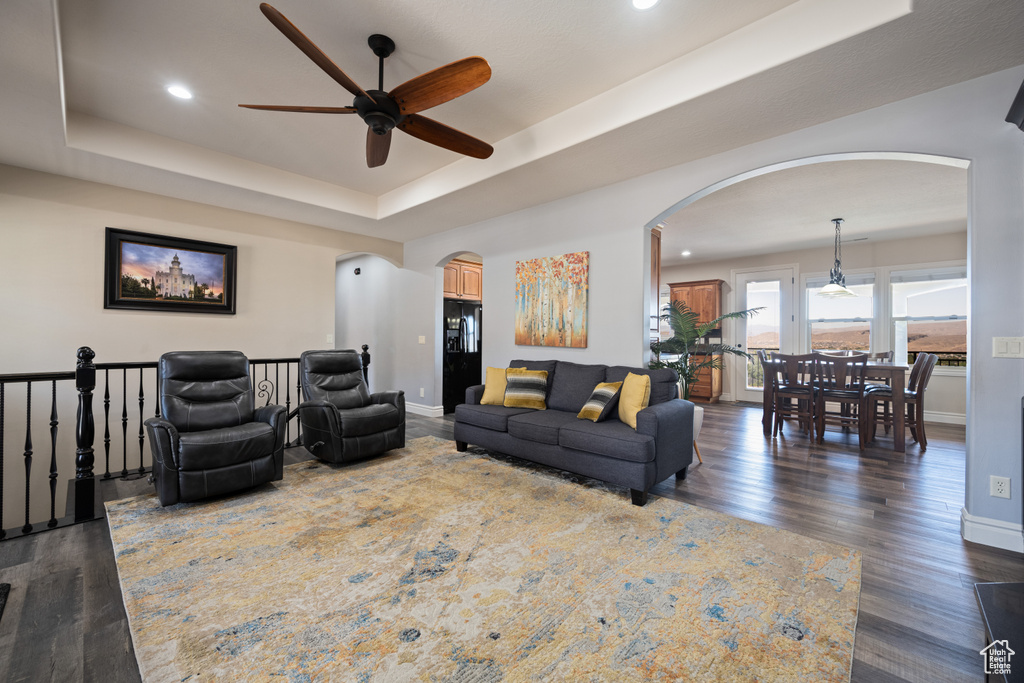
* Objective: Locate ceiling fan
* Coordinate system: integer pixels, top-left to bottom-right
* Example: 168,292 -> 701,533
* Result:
239,3 -> 494,168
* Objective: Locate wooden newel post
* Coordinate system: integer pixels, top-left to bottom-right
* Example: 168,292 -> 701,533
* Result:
74,346 -> 96,522
361,344 -> 371,389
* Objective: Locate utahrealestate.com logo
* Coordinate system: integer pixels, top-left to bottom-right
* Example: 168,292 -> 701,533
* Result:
981,640 -> 1015,676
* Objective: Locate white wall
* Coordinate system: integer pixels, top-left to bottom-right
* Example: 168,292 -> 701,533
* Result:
0,165 -> 401,530
350,65 -> 1024,550
661,231 -> 968,420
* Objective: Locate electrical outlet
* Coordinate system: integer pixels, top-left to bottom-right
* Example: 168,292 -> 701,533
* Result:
419,388 -> 425,398
990,475 -> 1011,499
326,333 -> 334,345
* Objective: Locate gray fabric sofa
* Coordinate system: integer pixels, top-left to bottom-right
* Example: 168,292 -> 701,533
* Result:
453,359 -> 694,506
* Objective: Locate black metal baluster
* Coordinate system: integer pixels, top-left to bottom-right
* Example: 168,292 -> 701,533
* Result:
48,380 -> 58,528
22,383 -> 32,534
263,364 -> 270,406
74,347 -> 97,522
275,364 -> 280,408
0,383 -> 5,540
121,371 -> 128,477
156,371 -> 161,418
296,368 -> 303,445
102,369 -> 111,479
285,364 -> 291,444
137,369 -> 146,474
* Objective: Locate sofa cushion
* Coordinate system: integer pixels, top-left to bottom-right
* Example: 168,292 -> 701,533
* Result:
455,404 -> 534,432
481,366 -> 518,405
504,369 -> 548,410
507,410 -> 581,445
337,403 -> 401,437
548,361 -> 608,413
618,372 -> 651,429
510,359 -> 557,395
605,366 -> 678,405
558,419 -> 656,463
577,381 -> 622,422
178,422 -> 276,470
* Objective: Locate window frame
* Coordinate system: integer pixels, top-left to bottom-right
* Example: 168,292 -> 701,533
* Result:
798,260 -> 967,376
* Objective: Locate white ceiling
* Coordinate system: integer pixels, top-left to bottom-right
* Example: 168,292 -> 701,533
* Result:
659,159 -> 968,267
1,0 -> 1023,249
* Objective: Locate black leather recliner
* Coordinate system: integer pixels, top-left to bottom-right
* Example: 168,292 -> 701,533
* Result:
297,349 -> 405,463
144,351 -> 287,506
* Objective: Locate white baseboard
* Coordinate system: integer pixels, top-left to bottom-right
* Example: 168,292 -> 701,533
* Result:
719,392 -> 735,403
961,508 -> 1024,552
924,410 -> 966,425
407,402 -> 444,418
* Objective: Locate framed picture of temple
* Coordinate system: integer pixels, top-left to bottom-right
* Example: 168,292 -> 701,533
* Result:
103,228 -> 237,314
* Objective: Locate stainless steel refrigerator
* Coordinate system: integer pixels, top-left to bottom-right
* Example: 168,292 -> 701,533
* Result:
443,299 -> 482,413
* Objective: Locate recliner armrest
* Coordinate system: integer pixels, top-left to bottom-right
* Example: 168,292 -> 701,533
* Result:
465,385 -> 485,405
254,403 -> 288,450
297,400 -> 342,438
144,416 -> 180,469
371,390 -> 406,421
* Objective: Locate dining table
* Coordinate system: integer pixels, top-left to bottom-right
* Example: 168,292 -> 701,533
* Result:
761,358 -> 910,452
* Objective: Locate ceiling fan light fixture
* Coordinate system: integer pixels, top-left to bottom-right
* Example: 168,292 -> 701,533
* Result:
167,85 -> 193,100
681,250 -> 691,257
632,0 -> 659,9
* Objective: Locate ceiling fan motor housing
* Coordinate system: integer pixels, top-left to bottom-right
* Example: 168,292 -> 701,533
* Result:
355,90 -> 404,135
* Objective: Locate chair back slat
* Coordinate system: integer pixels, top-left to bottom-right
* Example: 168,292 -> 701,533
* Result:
771,353 -> 816,388
814,352 -> 869,393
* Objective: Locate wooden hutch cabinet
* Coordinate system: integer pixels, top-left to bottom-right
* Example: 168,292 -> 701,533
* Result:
443,259 -> 483,300
667,279 -> 724,328
668,279 -> 725,403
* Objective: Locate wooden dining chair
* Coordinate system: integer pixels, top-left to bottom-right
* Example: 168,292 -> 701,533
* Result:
770,353 -> 817,439
813,352 -> 870,449
863,353 -> 939,450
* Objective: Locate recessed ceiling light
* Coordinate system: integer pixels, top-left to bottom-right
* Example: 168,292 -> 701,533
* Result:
167,85 -> 193,100
632,0 -> 659,9
681,250 -> 692,257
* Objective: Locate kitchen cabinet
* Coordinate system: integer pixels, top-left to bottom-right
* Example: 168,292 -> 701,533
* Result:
444,260 -> 483,300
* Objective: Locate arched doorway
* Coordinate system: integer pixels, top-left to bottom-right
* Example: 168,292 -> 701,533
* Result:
439,252 -> 484,413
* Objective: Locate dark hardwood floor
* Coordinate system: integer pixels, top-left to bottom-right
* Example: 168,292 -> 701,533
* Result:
0,405 -> 1018,682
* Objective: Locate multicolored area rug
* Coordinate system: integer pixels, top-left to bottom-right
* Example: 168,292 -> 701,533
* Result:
107,436 -> 861,681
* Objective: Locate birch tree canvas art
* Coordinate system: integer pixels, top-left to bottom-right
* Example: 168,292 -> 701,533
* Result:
515,251 -> 589,347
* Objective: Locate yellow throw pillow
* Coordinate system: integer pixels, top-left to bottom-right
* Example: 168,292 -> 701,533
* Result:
503,368 -> 548,410
480,367 -> 510,405
577,381 -> 623,422
618,372 -> 651,429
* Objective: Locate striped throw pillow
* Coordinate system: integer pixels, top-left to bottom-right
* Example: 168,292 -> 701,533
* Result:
577,381 -> 623,422
503,368 -> 548,410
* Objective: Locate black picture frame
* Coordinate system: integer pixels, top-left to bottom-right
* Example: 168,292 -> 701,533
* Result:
104,228 -> 237,314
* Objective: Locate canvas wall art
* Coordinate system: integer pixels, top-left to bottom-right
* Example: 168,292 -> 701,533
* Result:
515,251 -> 589,347
104,228 -> 237,314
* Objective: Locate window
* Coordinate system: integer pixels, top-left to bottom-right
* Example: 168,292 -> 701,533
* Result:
890,268 -> 967,367
805,274 -> 875,351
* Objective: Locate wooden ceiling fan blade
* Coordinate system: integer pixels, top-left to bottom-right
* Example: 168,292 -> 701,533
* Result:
238,104 -> 357,114
389,57 -> 490,115
259,3 -> 374,103
398,114 -> 493,159
366,128 -> 392,168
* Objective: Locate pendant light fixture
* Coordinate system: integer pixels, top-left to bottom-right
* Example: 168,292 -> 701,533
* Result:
818,218 -> 857,298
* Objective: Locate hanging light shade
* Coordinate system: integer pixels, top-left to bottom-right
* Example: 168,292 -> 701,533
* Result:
818,218 -> 857,298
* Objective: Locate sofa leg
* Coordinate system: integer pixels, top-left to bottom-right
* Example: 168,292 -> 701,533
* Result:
630,489 -> 648,506
676,466 -> 687,481
456,440 -> 467,452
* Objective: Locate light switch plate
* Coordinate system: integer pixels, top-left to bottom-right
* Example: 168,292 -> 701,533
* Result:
418,335 -> 426,344
326,333 -> 334,345
993,337 -> 1024,358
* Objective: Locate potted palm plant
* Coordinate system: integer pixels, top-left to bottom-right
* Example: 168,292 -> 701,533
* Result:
650,300 -> 764,400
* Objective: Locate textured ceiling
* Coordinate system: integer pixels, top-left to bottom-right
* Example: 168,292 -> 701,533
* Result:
0,0 -> 1022,249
